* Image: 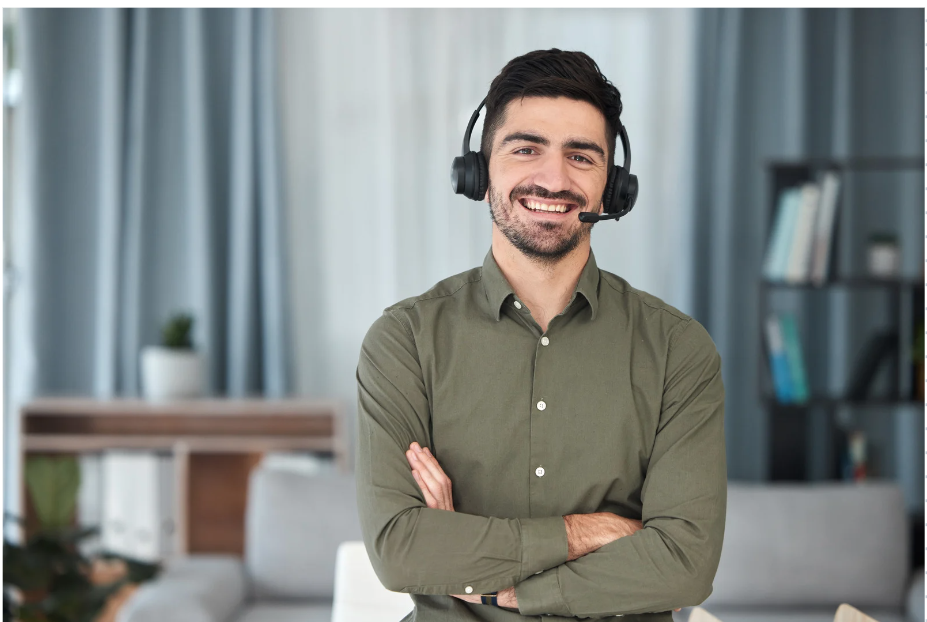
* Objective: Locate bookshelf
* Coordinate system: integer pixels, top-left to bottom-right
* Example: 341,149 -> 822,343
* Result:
759,156 -> 923,481
758,156 -> 924,572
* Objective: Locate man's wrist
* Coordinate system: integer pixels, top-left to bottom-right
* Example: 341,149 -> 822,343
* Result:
497,586 -> 517,609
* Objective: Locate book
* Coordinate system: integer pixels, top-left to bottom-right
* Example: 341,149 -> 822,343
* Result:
101,451 -> 162,562
763,188 -> 794,280
764,314 -> 794,403
77,454 -> 103,557
779,312 -> 809,403
785,183 -> 821,283
771,188 -> 803,280
809,170 -> 841,285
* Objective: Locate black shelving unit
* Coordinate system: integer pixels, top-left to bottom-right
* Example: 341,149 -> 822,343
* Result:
758,156 -> 923,482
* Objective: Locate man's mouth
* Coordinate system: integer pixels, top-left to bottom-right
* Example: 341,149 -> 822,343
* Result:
517,197 -> 578,214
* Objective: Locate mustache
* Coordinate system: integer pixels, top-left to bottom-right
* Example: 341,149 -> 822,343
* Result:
509,185 -> 587,208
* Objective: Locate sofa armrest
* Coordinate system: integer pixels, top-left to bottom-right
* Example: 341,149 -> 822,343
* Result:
117,554 -> 247,622
905,567 -> 924,622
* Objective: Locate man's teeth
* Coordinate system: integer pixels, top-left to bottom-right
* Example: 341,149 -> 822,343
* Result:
522,199 -> 569,213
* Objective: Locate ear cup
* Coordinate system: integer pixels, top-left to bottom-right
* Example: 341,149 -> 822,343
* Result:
602,166 -> 620,214
610,166 -> 630,217
464,151 -> 483,200
624,172 -> 639,214
475,151 -> 488,201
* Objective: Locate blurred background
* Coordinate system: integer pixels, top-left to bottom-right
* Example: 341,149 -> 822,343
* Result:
2,7 -> 924,622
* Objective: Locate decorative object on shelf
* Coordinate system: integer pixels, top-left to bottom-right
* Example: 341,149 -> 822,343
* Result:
140,311 -> 207,401
3,456 -> 160,622
840,430 -> 867,482
866,233 -> 900,278
846,329 -> 900,400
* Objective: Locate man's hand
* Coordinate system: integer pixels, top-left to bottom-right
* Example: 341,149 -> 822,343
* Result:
563,512 -> 643,561
405,442 -> 454,511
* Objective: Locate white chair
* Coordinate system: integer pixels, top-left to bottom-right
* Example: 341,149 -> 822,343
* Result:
689,607 -> 725,622
834,604 -> 881,622
332,541 -> 414,622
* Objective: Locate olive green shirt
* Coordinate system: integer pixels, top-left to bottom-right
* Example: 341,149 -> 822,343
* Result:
355,248 -> 727,621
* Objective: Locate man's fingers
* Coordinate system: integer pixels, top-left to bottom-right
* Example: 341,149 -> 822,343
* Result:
413,453 -> 450,509
407,448 -> 450,509
409,443 -> 452,509
412,469 -> 440,509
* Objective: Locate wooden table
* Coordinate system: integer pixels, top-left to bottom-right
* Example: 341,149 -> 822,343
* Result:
20,396 -> 347,556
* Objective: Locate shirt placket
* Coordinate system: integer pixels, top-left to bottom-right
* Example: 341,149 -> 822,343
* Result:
510,294 -> 576,519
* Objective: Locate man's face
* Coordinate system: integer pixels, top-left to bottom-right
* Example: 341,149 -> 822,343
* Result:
486,96 -> 610,264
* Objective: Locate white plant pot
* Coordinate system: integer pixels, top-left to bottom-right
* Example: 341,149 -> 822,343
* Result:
140,346 -> 207,401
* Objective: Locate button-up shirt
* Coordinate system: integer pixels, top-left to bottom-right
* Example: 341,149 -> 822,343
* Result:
355,247 -> 727,621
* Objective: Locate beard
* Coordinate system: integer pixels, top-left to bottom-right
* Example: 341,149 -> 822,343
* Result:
488,183 -> 595,266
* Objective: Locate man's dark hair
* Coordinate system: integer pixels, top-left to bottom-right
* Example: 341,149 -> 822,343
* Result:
480,49 -> 623,165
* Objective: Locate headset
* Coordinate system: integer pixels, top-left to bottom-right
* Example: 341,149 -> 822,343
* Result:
450,97 -> 639,223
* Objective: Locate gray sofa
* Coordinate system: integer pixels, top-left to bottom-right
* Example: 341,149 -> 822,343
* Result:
118,466 -> 363,622
121,469 -> 923,622
675,481 -> 923,622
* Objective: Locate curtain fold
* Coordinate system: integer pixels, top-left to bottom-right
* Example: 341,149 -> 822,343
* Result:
5,7 -> 290,524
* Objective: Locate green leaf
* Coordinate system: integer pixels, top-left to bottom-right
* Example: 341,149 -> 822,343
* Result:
25,457 -> 80,530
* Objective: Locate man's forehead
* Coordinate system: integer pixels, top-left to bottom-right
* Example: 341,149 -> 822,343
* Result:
495,96 -> 607,147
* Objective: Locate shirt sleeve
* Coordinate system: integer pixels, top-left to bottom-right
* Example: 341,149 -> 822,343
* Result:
514,318 -> 728,617
356,310 -> 569,595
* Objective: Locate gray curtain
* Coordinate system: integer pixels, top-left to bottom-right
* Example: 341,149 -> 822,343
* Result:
6,8 -> 290,519
691,8 -> 924,493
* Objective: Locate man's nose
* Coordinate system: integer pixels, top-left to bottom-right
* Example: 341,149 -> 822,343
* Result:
531,152 -> 572,194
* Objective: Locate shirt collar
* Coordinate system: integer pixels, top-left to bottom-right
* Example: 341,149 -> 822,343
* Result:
481,248 -> 600,322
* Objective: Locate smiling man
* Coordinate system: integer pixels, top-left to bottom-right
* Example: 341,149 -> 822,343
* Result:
356,49 -> 727,621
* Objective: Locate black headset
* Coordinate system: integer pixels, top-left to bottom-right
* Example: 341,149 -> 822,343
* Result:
450,97 -> 639,223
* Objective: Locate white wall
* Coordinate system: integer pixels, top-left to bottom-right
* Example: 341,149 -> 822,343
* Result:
275,8 -> 698,466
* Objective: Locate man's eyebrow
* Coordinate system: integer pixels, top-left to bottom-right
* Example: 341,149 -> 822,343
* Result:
563,139 -> 606,159
499,132 -> 549,147
499,132 -> 607,160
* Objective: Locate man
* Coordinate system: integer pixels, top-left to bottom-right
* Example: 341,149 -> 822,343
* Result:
355,49 -> 726,621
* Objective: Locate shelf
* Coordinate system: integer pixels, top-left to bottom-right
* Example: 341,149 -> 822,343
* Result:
762,395 -> 923,409
761,277 -> 922,289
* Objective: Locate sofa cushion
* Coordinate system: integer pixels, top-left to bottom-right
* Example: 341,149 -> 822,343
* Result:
704,482 -> 907,609
245,468 -> 363,600
233,602 -> 332,622
674,605 -> 906,622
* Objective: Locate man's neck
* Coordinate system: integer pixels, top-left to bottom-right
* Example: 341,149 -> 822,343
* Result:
491,228 -> 590,332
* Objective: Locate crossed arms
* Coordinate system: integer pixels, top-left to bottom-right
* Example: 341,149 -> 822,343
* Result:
356,311 -> 727,618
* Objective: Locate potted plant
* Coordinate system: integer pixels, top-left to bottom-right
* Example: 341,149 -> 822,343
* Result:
140,311 -> 207,401
4,456 -> 160,622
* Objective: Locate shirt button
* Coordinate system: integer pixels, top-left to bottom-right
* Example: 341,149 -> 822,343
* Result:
465,586 -> 473,594
535,466 -> 545,477
536,400 -> 546,411
541,336 -> 550,346
514,300 -> 522,309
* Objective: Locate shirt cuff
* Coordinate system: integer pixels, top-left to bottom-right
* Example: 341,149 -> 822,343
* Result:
519,516 -> 569,577
514,566 -> 571,617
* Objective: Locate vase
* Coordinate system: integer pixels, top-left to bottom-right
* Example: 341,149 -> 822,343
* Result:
140,346 -> 206,401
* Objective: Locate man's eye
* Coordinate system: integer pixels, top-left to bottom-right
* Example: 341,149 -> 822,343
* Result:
514,147 -> 536,155
570,154 -> 593,164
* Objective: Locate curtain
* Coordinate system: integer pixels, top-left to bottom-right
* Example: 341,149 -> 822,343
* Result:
5,8 -> 290,526
275,8 -> 700,468
691,9 -> 924,495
